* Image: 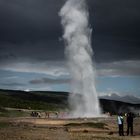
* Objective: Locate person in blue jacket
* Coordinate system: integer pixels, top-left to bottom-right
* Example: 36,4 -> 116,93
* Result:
117,113 -> 124,136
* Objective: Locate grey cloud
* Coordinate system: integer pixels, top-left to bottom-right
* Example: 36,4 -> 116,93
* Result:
30,77 -> 70,85
2,82 -> 25,86
0,61 -> 69,77
1,59 -> 140,77
97,60 -> 140,76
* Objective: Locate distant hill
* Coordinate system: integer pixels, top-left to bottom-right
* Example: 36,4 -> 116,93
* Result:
0,89 -> 140,114
100,93 -> 140,104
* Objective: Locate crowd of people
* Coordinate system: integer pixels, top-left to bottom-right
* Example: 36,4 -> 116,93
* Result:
117,112 -> 134,136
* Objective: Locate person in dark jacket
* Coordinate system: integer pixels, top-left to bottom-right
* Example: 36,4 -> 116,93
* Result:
126,112 -> 134,136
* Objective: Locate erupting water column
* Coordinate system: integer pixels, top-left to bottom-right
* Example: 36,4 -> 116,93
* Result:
59,0 -> 101,118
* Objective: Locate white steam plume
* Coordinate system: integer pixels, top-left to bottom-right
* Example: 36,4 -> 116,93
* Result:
59,0 -> 101,117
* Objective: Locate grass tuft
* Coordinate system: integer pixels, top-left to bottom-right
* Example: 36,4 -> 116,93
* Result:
0,122 -> 11,128
65,122 -> 107,129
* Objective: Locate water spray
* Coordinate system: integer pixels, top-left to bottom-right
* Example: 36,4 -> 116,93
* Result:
59,0 -> 101,118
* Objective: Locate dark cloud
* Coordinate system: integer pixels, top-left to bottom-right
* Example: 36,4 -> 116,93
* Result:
30,77 -> 70,84
0,0 -> 65,64
0,0 -> 64,43
88,0 -> 140,62
0,41 -> 64,65
0,0 -> 140,65
0,52 -> 16,61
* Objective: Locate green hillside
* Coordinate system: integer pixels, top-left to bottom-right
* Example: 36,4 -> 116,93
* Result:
0,89 -> 68,111
0,89 -> 140,115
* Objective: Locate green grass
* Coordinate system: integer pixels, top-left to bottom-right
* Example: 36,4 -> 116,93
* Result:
0,107 -> 30,117
0,110 -> 29,117
65,122 -> 107,129
0,122 -> 11,128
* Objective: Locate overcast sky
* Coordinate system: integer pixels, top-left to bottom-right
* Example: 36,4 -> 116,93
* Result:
0,0 -> 140,97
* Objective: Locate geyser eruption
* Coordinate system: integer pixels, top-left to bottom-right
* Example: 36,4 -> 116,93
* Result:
59,0 -> 101,117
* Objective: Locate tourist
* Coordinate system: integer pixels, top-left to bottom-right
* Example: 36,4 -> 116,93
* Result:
117,113 -> 124,136
126,112 -> 134,136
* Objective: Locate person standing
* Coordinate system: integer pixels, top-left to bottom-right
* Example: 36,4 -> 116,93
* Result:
127,112 -> 134,136
117,113 -> 124,136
